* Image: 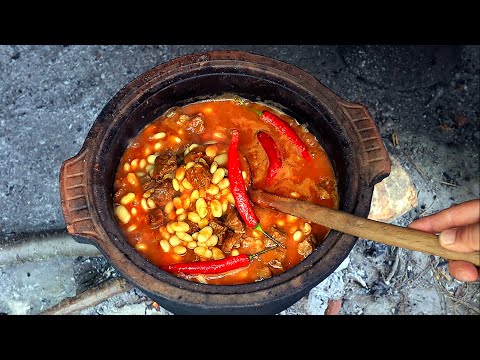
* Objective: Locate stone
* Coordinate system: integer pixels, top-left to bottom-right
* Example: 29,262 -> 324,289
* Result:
368,155 -> 417,223
324,299 -> 342,315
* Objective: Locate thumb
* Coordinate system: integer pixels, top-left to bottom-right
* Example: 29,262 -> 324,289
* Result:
439,223 -> 480,253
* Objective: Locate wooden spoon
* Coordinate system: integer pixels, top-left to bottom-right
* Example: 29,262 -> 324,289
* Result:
249,189 -> 480,266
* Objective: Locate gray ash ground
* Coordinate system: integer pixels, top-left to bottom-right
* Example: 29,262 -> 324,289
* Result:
0,45 -> 478,315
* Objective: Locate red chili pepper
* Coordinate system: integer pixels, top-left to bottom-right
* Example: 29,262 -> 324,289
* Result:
260,110 -> 312,161
228,129 -> 285,248
162,247 -> 277,275
162,254 -> 250,275
257,131 -> 282,183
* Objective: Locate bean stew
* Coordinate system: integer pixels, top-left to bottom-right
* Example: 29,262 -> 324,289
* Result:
113,97 -> 338,285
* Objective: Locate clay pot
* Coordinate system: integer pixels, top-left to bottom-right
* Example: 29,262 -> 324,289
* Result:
60,51 -> 390,314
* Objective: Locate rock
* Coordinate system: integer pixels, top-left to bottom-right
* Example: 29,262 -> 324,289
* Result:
368,155 -> 417,223
324,299 -> 342,315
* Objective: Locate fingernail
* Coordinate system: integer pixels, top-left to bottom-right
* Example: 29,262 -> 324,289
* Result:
439,229 -> 456,246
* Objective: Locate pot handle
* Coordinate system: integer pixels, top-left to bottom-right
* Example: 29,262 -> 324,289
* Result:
337,100 -> 391,185
59,149 -> 100,245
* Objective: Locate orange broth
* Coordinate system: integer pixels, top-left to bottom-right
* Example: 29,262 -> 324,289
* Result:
113,98 -> 338,285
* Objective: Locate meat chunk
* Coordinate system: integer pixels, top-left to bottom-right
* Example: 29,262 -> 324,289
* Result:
184,113 -> 205,135
209,220 -> 229,243
185,220 -> 200,235
316,185 -> 331,200
138,175 -> 157,192
268,246 -> 286,273
268,259 -> 283,270
297,234 -> 316,257
183,145 -> 206,163
149,208 -> 167,229
177,114 -> 190,124
267,227 -> 287,248
297,240 -> 313,257
255,266 -> 272,280
316,178 -> 333,200
185,164 -> 211,189
149,179 -> 178,208
151,151 -> 178,180
221,232 -> 242,254
240,235 -> 263,253
224,210 -> 245,233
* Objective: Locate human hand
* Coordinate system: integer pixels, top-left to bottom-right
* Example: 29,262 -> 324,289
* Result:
408,199 -> 479,282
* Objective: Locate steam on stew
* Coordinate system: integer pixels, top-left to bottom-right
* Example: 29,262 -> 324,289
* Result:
113,98 -> 338,285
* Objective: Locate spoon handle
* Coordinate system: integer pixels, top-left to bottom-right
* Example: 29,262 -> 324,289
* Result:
249,189 -> 480,266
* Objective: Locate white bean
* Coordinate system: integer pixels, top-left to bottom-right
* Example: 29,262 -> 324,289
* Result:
190,189 -> 200,201
217,178 -> 230,190
120,193 -> 135,205
147,198 -> 156,209
194,247 -> 206,256
126,173 -> 137,185
175,167 -> 186,181
160,240 -> 171,252
212,247 -> 225,260
211,168 -> 226,184
203,249 -> 213,259
153,132 -> 166,140
170,221 -> 190,233
115,205 -> 131,224
302,223 -> 312,234
213,153 -> 228,166
206,184 -> 219,196
196,198 -> 207,214
169,235 -> 182,247
164,201 -> 174,214
188,212 -> 201,223
210,161 -> 218,174
187,241 -> 197,250
206,235 -> 219,247
197,226 -> 213,243
172,178 -> 180,191
173,246 -> 187,255
177,232 -> 193,242
147,154 -> 158,164
293,230 -> 303,242
198,218 -> 209,229
205,145 -> 218,158
182,178 -> 193,190
210,200 -> 222,218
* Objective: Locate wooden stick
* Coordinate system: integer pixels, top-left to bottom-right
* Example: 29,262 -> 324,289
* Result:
0,230 -> 101,267
249,189 -> 480,266
39,277 -> 132,315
